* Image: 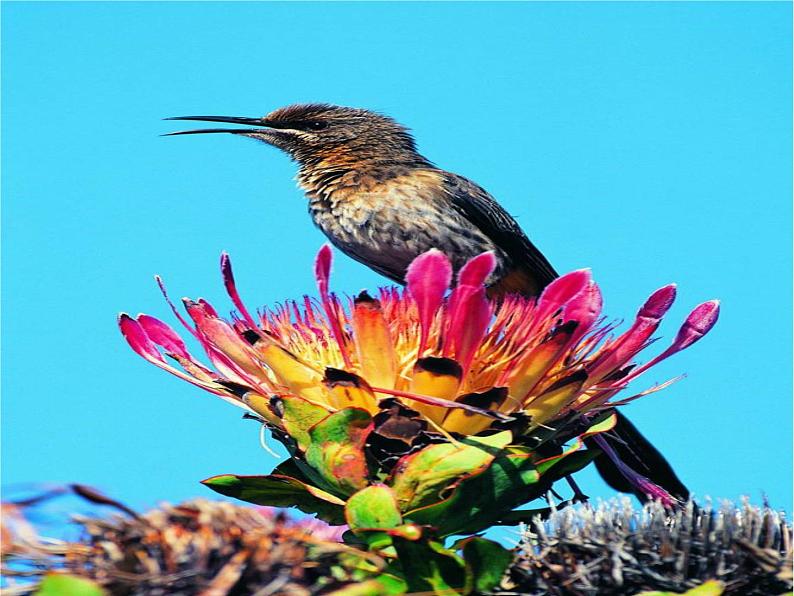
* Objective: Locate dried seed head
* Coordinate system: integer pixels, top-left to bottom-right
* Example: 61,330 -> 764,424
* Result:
502,498 -> 792,596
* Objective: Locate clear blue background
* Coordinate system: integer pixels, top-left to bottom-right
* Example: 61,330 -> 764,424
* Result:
3,1 -> 791,519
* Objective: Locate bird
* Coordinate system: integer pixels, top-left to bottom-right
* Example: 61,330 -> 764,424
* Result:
166,103 -> 689,503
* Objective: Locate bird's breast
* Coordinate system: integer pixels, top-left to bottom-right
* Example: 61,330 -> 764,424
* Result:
306,170 -> 508,283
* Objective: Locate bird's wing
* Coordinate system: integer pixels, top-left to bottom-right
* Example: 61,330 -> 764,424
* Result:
440,173 -> 558,291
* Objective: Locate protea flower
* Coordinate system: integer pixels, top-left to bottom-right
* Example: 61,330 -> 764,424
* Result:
118,247 -> 719,561
120,246 -> 717,438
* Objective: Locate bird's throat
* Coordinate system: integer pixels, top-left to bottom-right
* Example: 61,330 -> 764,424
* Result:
297,158 -> 429,202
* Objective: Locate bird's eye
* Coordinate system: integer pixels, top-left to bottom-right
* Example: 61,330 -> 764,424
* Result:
306,121 -> 328,131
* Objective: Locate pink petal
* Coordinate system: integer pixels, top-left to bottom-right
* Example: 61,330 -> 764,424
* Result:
639,284 -> 677,319
588,284 -> 677,381
406,249 -> 452,356
615,299 -> 721,387
314,244 -> 333,298
538,269 -> 593,308
313,245 -> 352,368
441,252 -> 498,372
119,313 -> 165,362
197,298 -> 219,318
444,286 -> 493,375
137,314 -> 190,359
457,251 -> 497,287
672,300 -> 720,351
562,281 -> 603,345
220,252 -> 259,331
526,270 -> 594,342
137,314 -> 216,378
183,299 -> 273,390
119,316 -> 255,412
183,299 -> 249,359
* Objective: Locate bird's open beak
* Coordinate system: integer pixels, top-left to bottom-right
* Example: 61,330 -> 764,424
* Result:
163,115 -> 279,136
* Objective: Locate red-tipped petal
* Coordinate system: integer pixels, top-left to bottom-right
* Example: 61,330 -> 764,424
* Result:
457,251 -> 497,287
672,299 -> 720,350
183,299 -> 275,389
312,245 -> 352,368
137,314 -> 190,359
406,249 -> 452,356
563,281 -> 603,344
314,244 -> 333,297
444,286 -> 493,375
118,313 -> 165,363
588,284 -> 676,381
119,316 -> 252,408
639,284 -> 677,319
197,298 -> 219,318
220,252 -> 258,330
613,299 -> 721,388
183,300 -> 252,363
444,253 -> 497,366
533,269 -> 593,327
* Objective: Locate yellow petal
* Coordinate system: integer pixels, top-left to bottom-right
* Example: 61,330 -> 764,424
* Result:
199,316 -> 267,378
409,357 -> 462,425
242,392 -> 283,426
324,368 -> 380,414
506,321 -> 576,407
442,387 -> 508,435
525,371 -> 587,427
253,341 -> 328,403
352,293 -> 398,390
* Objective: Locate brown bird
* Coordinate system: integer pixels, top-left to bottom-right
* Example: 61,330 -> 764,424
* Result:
166,103 -> 689,503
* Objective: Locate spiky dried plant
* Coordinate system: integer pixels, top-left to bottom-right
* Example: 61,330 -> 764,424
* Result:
500,498 -> 792,596
1,497 -> 378,595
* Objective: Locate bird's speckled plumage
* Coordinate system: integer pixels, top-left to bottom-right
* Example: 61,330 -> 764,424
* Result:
259,104 -> 559,295
306,169 -> 514,287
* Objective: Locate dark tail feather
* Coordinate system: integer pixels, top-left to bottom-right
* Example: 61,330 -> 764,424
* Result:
586,410 -> 689,503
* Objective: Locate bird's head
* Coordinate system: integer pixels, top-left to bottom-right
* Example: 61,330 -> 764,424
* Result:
166,103 -> 425,168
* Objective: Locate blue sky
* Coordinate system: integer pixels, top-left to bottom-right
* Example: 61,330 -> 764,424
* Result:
3,1 -> 791,518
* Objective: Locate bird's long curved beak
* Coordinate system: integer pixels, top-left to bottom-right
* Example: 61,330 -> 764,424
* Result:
163,115 -> 274,136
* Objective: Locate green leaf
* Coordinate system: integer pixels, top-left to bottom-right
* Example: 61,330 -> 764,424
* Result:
201,473 -> 346,525
391,535 -> 467,594
305,407 -> 374,495
405,452 -> 541,536
389,430 -> 512,512
346,485 -> 403,531
460,537 -> 513,594
346,484 -> 403,551
35,574 -> 106,596
280,396 -> 332,451
272,445 -> 342,496
536,449 -> 599,483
